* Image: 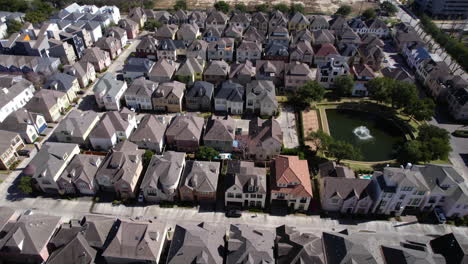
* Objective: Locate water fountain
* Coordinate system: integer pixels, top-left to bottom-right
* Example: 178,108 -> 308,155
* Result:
353,126 -> 373,140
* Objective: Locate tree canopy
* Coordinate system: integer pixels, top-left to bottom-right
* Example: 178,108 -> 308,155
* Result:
362,8 -> 377,20
214,1 -> 230,13
290,3 -> 304,14
308,130 -> 333,153
367,77 -> 393,103
6,20 -> 22,36
335,5 -> 352,16
234,3 -> 247,12
381,1 -> 398,16
144,19 -> 162,31
195,146 -> 219,160
288,81 -> 325,110
328,140 -> 362,163
18,176 -> 33,194
174,0 -> 187,10
255,3 -> 269,13
404,98 -> 435,121
273,3 -> 289,13
333,75 -> 354,97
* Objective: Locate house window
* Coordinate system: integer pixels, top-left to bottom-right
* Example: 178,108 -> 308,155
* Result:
227,193 -> 234,198
235,193 -> 242,198
300,197 -> 307,203
380,201 -> 387,207
251,194 -> 256,198
257,194 -> 263,199
331,198 -> 339,204
399,194 -> 406,200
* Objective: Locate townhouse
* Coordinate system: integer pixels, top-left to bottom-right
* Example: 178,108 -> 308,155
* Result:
57,154 -> 103,195
165,115 -> 204,152
124,77 -> 158,111
122,57 -> 155,82
203,115 -> 236,152
204,60 -> 230,84
175,57 -> 205,84
44,72 -> 80,103
149,58 -> 178,83
53,109 -> 100,145
244,118 -> 282,160
0,109 -> 47,143
245,80 -> 278,116
64,61 -> 96,88
152,81 -> 185,112
89,110 -> 137,151
93,73 -> 128,111
225,160 -> 267,208
129,114 -> 168,153
0,76 -> 35,122
207,38 -> 235,61
179,160 -> 221,203
236,40 -> 262,63
25,89 -> 70,123
214,80 -> 245,115
0,130 -> 24,170
80,47 -> 111,72
185,81 -> 214,111
229,60 -> 256,86
135,35 -> 158,59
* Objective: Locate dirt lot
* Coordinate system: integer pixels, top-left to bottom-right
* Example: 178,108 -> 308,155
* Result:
154,0 -> 379,14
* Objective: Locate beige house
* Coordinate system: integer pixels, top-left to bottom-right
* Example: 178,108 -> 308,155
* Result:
53,110 -> 100,145
152,81 -> 185,112
0,130 -> 24,170
64,61 -> 96,88
25,89 -> 70,122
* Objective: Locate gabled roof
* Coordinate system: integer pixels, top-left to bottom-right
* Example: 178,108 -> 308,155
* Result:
136,35 -> 158,50
273,155 -> 312,197
140,151 -> 185,190
380,245 -> 446,264
166,115 -> 204,142
352,64 -> 376,78
177,23 -> 199,40
322,232 -> 378,264
290,12 -> 309,25
243,26 -> 266,43
186,81 -> 214,99
25,89 -> 66,114
93,72 -> 125,98
206,10 -> 228,24
176,57 -> 204,76
322,177 -> 372,201
204,115 -> 236,142
276,225 -> 325,264
203,27 -> 222,38
229,60 -> 256,79
123,57 -> 155,74
246,80 -> 277,104
313,29 -> 335,43
129,114 -> 167,145
59,154 -> 102,188
153,81 -> 185,100
430,232 -> 468,264
155,24 -> 178,39
125,77 -> 157,98
216,81 -> 244,102
226,224 -> 275,264
225,161 -> 267,193
150,59 -> 177,78
90,111 -> 132,138
314,43 -> 338,57
55,110 -> 99,138
44,73 -> 77,93
47,233 -> 97,264
204,60 -> 230,76
182,160 -> 220,193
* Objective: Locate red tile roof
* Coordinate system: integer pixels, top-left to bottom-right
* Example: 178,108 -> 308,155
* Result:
272,155 -> 313,197
314,43 -> 338,57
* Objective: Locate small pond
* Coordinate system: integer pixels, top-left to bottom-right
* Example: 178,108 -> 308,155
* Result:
326,109 -> 405,161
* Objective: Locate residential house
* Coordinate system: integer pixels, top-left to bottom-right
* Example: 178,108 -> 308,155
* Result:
251,12 -> 268,33
156,39 -> 181,61
64,25 -> 93,49
267,26 -> 290,46
446,78 -> 468,120
82,21 -> 103,43
269,10 -> 288,30
0,109 -> 46,143
179,160 -> 220,202
229,60 -> 256,85
430,233 -> 468,264
205,10 -> 228,31
370,167 -> 430,216
129,114 -> 168,153
64,61 -> 96,88
204,60 -> 230,84
44,72 -> 80,103
102,219 -> 166,264
80,47 -> 111,72
319,161 -> 355,179
288,12 -> 309,32
95,36 -> 122,60
214,80 -> 244,114
189,11 -> 207,30
352,64 -> 376,96
264,43 -> 289,62
284,61 -> 314,92
152,81 -> 185,112
309,15 -> 329,31
93,73 -> 128,111
270,155 -> 313,211
106,26 -> 127,48
348,17 -> 368,35
207,38 -> 235,61
118,18 -> 139,39
443,183 -> 468,218
380,244 -> 445,264
155,24 -> 178,40
236,40 -> 262,62
173,9 -> 189,24
124,77 -> 157,111
95,141 -> 144,199
59,31 -> 85,59
89,110 -> 137,150
322,232 -> 378,264
292,28 -> 313,44
226,224 -> 275,264
175,57 -> 205,84
229,12 -> 251,31
275,225 -> 325,264
203,115 -> 236,152
365,18 -> 389,38
140,151 -> 186,202
135,35 -> 158,59
244,118 -> 282,160
165,115 -> 204,152
166,223 -> 225,264
316,55 -> 350,89
122,57 -> 155,82
128,7 -> 146,28
177,23 -> 200,44
185,81 -> 214,111
25,142 -> 80,194
244,27 -> 267,45
290,41 -> 314,65
53,109 -> 100,145
56,154 -> 103,195
255,60 -> 285,86
336,27 -> 361,46
356,43 -> 384,71
0,76 -> 35,122
392,23 -> 424,51
223,24 -> 243,40
313,43 -> 339,66
48,39 -> 77,65
320,176 -> 374,214
0,55 -> 60,75
246,80 -> 278,116
0,131 -> 24,170
225,161 -> 267,208
0,213 -> 61,264
203,27 -> 222,42
381,67 -> 414,83
187,39 -> 208,60
25,89 -> 70,123
47,233 -> 97,264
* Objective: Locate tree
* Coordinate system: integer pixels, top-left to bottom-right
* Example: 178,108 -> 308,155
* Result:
288,81 -> 325,110
362,8 -> 377,20
307,130 -> 333,153
389,81 -> 418,109
255,3 -> 269,13
143,0 -> 155,9
214,1 -> 230,13
333,75 -> 354,97
417,124 -> 450,145
404,98 -> 435,121
290,3 -> 304,14
18,176 -> 33,194
234,3 -> 247,12
143,150 -> 154,167
6,20 -> 22,36
381,1 -> 398,16
174,0 -> 187,10
328,140 -> 362,163
195,146 -> 219,160
273,3 -> 289,13
335,5 -> 352,16
367,77 -> 393,103
397,140 -> 426,164
175,75 -> 191,84
144,19 -> 162,31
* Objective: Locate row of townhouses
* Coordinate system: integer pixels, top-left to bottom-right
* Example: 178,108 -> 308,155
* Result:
1,207 -> 464,264
319,161 -> 468,219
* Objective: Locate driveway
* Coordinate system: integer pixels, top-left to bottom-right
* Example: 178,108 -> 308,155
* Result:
276,106 -> 299,149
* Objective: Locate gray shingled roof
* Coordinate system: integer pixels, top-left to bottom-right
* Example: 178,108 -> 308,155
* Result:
276,225 -> 325,264
129,115 -> 167,145
182,160 -> 220,193
47,233 -> 97,264
227,224 -> 275,264
204,60 -> 229,76
54,110 -> 99,139
59,154 -> 102,188
225,161 -> 267,194
216,81 -> 244,102
186,81 -> 214,99
165,115 -> 204,142
25,142 -> 78,180
204,115 -> 235,142
0,130 -> 20,155
125,77 -> 158,98
322,231 -> 378,264
90,111 -> 132,139
140,151 -> 185,190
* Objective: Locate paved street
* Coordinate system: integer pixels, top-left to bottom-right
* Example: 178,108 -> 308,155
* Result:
276,105 -> 299,149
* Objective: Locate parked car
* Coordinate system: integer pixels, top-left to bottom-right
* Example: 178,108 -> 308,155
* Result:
17,149 -> 30,157
226,209 -> 242,218
138,193 -> 144,203
434,207 -> 446,224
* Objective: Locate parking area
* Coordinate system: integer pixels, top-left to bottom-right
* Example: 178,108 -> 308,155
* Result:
276,105 -> 299,149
